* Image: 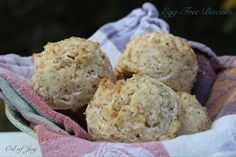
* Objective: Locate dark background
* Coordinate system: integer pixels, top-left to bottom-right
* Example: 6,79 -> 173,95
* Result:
0,0 -> 236,131
0,0 -> 235,56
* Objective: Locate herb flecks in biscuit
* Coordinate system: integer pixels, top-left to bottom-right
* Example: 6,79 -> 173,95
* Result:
86,74 -> 181,142
33,37 -> 115,110
178,92 -> 211,135
115,32 -> 198,92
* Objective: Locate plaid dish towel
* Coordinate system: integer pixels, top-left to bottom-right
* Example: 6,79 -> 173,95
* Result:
0,2 -> 236,157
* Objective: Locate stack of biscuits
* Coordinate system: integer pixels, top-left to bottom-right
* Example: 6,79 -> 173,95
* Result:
32,32 -> 211,143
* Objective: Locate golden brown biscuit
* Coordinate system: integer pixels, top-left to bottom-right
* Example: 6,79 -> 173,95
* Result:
115,32 -> 198,92
32,37 -> 115,110
178,92 -> 211,135
86,74 -> 182,143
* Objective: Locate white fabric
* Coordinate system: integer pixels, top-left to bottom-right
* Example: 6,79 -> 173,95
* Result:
89,31 -> 121,67
1,3 -> 235,156
0,132 -> 42,157
162,115 -> 236,157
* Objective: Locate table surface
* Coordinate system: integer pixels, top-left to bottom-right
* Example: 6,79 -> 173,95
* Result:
0,132 -> 42,157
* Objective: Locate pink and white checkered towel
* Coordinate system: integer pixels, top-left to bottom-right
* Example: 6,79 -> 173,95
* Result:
0,2 -> 236,157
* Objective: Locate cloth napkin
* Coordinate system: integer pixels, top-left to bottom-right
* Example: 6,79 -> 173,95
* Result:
0,2 -> 236,157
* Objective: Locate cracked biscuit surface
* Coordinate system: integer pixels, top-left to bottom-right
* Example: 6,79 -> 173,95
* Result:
178,92 -> 211,135
115,32 -> 198,92
86,74 -> 181,143
32,37 -> 115,110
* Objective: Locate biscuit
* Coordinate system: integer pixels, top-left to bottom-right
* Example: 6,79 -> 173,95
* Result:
32,37 -> 115,110
115,32 -> 198,92
178,92 -> 211,135
86,74 -> 181,142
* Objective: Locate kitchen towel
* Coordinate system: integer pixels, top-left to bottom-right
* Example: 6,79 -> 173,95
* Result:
0,2 -> 235,157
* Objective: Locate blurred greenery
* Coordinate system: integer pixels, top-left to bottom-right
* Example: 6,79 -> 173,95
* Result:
0,102 -> 18,132
0,0 -> 235,132
0,0 -> 235,56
